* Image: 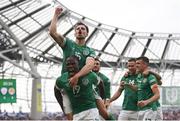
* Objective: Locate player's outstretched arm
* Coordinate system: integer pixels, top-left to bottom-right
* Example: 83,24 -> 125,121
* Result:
137,83 -> 160,107
109,85 -> 123,104
49,6 -> 65,47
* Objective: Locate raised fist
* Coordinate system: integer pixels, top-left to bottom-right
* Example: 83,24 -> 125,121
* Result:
55,6 -> 63,16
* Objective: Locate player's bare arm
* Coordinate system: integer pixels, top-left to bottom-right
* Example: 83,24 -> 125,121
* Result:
69,57 -> 95,87
49,6 -> 65,47
108,84 -> 123,104
137,83 -> 160,107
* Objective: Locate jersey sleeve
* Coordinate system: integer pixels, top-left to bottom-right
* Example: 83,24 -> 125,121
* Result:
101,74 -> 111,99
90,72 -> 101,86
104,79 -> 111,98
121,76 -> 126,82
55,76 -> 64,90
88,48 -> 96,58
62,38 -> 74,50
148,74 -> 158,86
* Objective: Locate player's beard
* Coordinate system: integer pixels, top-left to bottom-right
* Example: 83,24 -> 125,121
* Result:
93,68 -> 99,73
76,35 -> 86,40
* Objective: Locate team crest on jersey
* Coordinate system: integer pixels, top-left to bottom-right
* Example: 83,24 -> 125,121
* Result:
142,78 -> 147,83
83,49 -> 89,56
129,80 -> 135,85
73,85 -> 80,95
75,52 -> 81,60
82,79 -> 89,86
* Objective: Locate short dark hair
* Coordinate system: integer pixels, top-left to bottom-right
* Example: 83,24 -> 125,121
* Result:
128,58 -> 136,62
136,56 -> 149,65
75,22 -> 89,33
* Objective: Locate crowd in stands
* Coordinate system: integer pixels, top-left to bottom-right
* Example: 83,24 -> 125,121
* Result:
163,107 -> 180,120
0,110 -> 29,120
1,107 -> 180,120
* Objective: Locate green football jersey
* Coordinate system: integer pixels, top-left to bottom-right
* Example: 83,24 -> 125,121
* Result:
121,74 -> 138,111
61,38 -> 96,74
56,72 -> 99,114
137,73 -> 158,111
96,72 -> 111,99
156,100 -> 161,107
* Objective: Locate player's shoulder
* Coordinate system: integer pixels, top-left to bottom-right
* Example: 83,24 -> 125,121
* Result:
60,72 -> 69,79
98,72 -> 109,80
147,73 -> 156,79
85,72 -> 99,80
121,74 -> 130,80
146,74 -> 157,83
65,37 -> 75,44
56,72 -> 68,84
62,38 -> 75,49
65,37 -> 73,41
85,45 -> 92,49
87,71 -> 97,77
85,45 -> 95,52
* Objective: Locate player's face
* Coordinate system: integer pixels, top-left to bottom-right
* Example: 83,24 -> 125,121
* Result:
66,58 -> 79,73
136,59 -> 145,73
127,61 -> 136,73
75,25 -> 88,40
93,60 -> 100,72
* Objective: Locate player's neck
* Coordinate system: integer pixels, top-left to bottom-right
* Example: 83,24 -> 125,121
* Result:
76,39 -> 85,46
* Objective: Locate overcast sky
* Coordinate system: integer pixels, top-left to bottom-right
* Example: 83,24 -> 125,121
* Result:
56,0 -> 180,33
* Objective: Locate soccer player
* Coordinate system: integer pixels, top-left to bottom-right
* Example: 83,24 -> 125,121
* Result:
143,69 -> 163,120
136,56 -> 160,120
92,58 -> 114,120
56,56 -> 100,120
107,58 -> 138,120
49,6 -> 95,120
93,58 -> 111,101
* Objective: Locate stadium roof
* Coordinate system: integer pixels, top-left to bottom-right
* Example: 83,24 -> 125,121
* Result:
1,0 -> 180,71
